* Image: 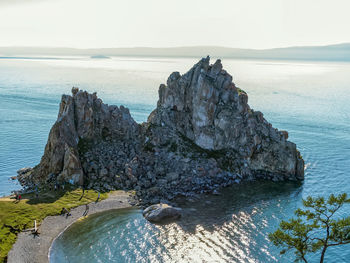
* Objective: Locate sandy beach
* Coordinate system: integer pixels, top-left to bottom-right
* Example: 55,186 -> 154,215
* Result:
7,191 -> 133,263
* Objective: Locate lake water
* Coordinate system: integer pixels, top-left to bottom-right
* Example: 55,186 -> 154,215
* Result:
1,56 -> 349,262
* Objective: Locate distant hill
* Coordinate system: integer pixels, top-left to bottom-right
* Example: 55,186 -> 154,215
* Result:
0,43 -> 349,61
90,55 -> 110,59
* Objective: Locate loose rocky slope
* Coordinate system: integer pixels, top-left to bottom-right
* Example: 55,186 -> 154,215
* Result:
18,57 -> 304,204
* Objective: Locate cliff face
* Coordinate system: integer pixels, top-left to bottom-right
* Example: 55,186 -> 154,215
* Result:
24,88 -> 140,187
18,58 -> 304,202
148,57 -> 304,180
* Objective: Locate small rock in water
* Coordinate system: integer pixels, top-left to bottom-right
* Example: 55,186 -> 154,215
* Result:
212,189 -> 221,196
17,167 -> 32,175
143,203 -> 182,223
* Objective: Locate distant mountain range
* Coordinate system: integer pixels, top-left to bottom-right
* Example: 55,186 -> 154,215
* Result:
0,43 -> 349,61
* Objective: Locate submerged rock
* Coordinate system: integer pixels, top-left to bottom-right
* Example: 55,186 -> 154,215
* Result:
17,57 -> 304,204
143,203 -> 182,222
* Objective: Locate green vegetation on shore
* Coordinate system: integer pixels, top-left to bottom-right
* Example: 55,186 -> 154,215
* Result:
269,193 -> 350,263
0,188 -> 107,263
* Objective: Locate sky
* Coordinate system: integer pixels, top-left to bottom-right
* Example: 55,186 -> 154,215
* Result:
0,0 -> 349,49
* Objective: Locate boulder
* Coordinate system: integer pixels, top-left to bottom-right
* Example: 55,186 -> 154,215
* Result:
166,172 -> 179,182
143,203 -> 182,222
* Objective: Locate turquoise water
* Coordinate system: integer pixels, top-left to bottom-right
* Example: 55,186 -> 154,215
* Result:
50,181 -> 346,263
1,57 -> 350,262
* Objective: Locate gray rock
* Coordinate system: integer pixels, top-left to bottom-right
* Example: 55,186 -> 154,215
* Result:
18,58 -> 304,205
17,167 -> 32,175
100,168 -> 108,177
212,189 -> 221,195
166,172 -> 179,182
156,179 -> 167,186
149,57 -> 304,180
16,167 -> 34,188
143,203 -> 182,222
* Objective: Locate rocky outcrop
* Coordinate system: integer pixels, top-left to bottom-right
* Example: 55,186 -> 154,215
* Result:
148,57 -> 304,180
27,87 -> 140,187
143,203 -> 182,222
17,167 -> 34,188
19,57 -> 304,204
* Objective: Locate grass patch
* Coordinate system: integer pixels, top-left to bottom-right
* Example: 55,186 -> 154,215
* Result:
0,188 -> 107,262
236,86 -> 247,95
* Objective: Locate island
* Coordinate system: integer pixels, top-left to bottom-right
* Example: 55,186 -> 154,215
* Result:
17,57 -> 304,206
90,55 -> 110,59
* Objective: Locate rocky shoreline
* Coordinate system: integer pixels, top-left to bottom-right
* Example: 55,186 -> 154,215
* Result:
7,191 -> 132,263
17,57 -> 304,205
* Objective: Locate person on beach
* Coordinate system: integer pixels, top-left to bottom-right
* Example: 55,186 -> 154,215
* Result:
35,185 -> 39,198
32,220 -> 40,238
96,192 -> 100,203
60,207 -> 66,215
13,192 -> 20,203
83,204 -> 89,216
32,229 -> 40,238
66,211 -> 71,218
60,207 -> 70,217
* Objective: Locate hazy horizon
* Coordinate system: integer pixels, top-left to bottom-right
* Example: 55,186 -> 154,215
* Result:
0,42 -> 349,50
1,43 -> 349,61
1,0 -> 349,49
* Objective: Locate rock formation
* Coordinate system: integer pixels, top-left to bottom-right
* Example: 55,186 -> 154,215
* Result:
18,57 -> 304,204
148,57 -> 304,180
143,203 -> 182,222
21,88 -> 140,188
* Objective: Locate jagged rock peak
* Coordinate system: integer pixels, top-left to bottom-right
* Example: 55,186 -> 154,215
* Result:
152,57 -> 244,150
29,88 -> 140,186
150,57 -> 304,179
